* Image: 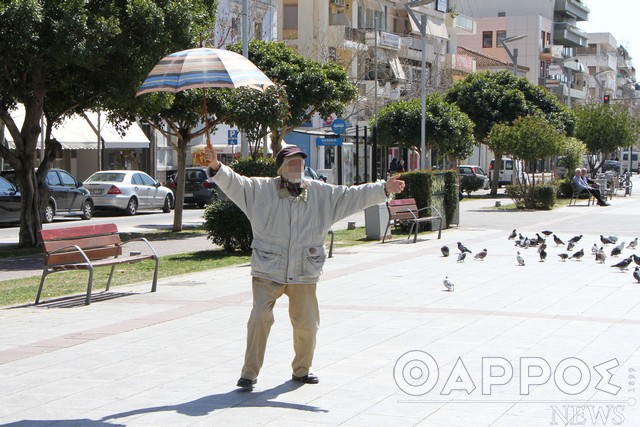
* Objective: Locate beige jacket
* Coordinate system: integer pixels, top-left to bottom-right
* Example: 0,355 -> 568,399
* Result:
211,164 -> 387,284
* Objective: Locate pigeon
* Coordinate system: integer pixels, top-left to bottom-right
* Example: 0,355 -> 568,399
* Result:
539,248 -> 547,262
595,247 -> 607,264
457,242 -> 472,254
611,243 -> 625,257
611,257 -> 633,271
568,235 -> 583,244
558,253 -> 569,261
441,246 -> 450,257
634,254 -> 640,266
600,235 -> 614,245
570,249 -> 584,261
627,238 -> 638,249
516,251 -> 525,266
553,235 -> 565,246
634,267 -> 640,283
535,233 -> 545,244
474,249 -> 488,260
591,244 -> 598,255
608,235 -> 619,243
567,241 -> 576,252
457,252 -> 467,263
508,229 -> 517,240
443,276 -> 454,291
537,243 -> 547,254
541,230 -> 553,237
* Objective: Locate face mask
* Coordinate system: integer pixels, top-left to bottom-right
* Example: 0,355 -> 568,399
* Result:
278,157 -> 305,184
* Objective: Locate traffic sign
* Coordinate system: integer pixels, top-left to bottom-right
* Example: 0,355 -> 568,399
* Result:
228,129 -> 239,145
317,137 -> 342,147
331,118 -> 347,134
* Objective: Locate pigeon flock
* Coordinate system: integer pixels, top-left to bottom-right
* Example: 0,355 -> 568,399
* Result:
441,230 -> 640,292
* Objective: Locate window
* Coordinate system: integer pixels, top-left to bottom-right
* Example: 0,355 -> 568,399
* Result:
283,1 -> 298,39
482,31 -> 493,48
59,171 -> 77,188
496,30 -> 506,46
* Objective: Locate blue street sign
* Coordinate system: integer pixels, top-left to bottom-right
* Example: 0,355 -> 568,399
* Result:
317,137 -> 342,147
331,118 -> 347,134
228,129 -> 239,145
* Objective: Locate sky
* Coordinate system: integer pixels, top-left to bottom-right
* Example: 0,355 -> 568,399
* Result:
579,0 -> 639,67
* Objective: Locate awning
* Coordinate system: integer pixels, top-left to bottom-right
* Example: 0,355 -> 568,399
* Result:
389,54 -> 407,81
2,104 -> 149,150
53,114 -> 99,150
84,112 -> 150,149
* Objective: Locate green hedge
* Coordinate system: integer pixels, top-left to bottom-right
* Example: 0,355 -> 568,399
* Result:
395,169 -> 458,228
506,184 -> 557,210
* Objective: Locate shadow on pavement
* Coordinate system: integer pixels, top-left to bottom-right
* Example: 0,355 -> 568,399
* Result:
100,381 -> 328,422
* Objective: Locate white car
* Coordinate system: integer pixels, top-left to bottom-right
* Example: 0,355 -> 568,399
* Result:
83,170 -> 174,215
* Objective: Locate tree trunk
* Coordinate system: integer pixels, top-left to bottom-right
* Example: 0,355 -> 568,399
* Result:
490,153 -> 502,197
171,132 -> 190,232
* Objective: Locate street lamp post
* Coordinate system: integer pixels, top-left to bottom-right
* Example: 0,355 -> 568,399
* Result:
501,34 -> 527,76
405,0 -> 436,170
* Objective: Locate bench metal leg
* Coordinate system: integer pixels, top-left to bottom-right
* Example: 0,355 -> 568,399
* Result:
151,256 -> 159,292
35,270 -> 50,304
106,264 -> 117,291
85,266 -> 95,305
327,230 -> 334,258
382,222 -> 391,243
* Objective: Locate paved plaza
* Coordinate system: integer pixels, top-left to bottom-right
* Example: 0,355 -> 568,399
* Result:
1,180 -> 640,426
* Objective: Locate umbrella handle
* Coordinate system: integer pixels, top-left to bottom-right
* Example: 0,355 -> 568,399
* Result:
202,88 -> 212,149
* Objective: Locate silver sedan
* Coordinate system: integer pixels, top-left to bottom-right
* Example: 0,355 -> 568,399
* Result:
83,170 -> 174,215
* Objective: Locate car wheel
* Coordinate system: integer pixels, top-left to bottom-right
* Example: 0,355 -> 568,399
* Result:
196,201 -> 205,209
81,200 -> 94,220
162,195 -> 172,213
124,198 -> 138,216
43,203 -> 55,223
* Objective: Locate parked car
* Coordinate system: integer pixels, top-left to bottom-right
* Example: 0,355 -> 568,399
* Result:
83,170 -> 174,215
602,160 -> 621,173
1,168 -> 94,222
0,176 -> 21,224
166,167 -> 221,208
304,166 -> 327,182
458,165 -> 490,190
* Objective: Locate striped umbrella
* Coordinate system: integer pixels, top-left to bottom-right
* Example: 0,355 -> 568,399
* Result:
137,48 -> 274,95
137,48 -> 275,154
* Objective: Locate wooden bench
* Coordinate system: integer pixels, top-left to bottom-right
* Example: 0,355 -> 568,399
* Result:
36,223 -> 159,306
382,198 -> 443,243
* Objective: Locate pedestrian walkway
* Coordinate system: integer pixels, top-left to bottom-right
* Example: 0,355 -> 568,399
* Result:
1,181 -> 640,426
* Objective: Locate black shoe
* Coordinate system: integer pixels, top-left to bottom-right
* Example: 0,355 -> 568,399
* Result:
598,202 -> 611,206
237,377 -> 256,390
292,373 -> 319,384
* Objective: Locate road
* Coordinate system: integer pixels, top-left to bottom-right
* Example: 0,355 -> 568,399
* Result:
0,207 -> 207,245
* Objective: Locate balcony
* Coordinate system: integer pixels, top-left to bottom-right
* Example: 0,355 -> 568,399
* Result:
554,0 -> 589,22
445,13 -> 474,35
580,53 -> 617,71
553,22 -> 588,48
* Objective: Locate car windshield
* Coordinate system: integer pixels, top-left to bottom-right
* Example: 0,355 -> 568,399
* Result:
475,167 -> 486,175
86,173 -> 126,183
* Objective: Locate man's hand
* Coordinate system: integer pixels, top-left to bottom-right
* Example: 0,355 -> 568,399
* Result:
204,145 -> 220,171
385,175 -> 405,194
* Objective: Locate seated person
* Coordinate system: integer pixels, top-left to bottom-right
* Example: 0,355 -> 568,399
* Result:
581,168 -> 600,189
572,168 -> 609,206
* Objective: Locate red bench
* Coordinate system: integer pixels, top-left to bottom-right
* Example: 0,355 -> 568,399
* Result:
36,223 -> 159,305
382,198 -> 443,243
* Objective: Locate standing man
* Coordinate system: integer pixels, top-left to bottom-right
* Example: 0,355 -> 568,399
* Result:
205,145 -> 405,390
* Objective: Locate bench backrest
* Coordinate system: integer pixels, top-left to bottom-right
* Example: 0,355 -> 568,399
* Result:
387,198 -> 419,221
40,223 -> 123,265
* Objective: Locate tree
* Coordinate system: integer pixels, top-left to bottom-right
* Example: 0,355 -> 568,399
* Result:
489,114 -> 566,207
557,137 -> 587,178
227,40 -> 358,154
374,93 -> 476,165
445,70 -> 574,195
574,103 -> 640,173
0,0 -> 217,246
229,86 -> 290,159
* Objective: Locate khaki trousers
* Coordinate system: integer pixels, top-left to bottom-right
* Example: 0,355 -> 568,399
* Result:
241,276 -> 319,380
